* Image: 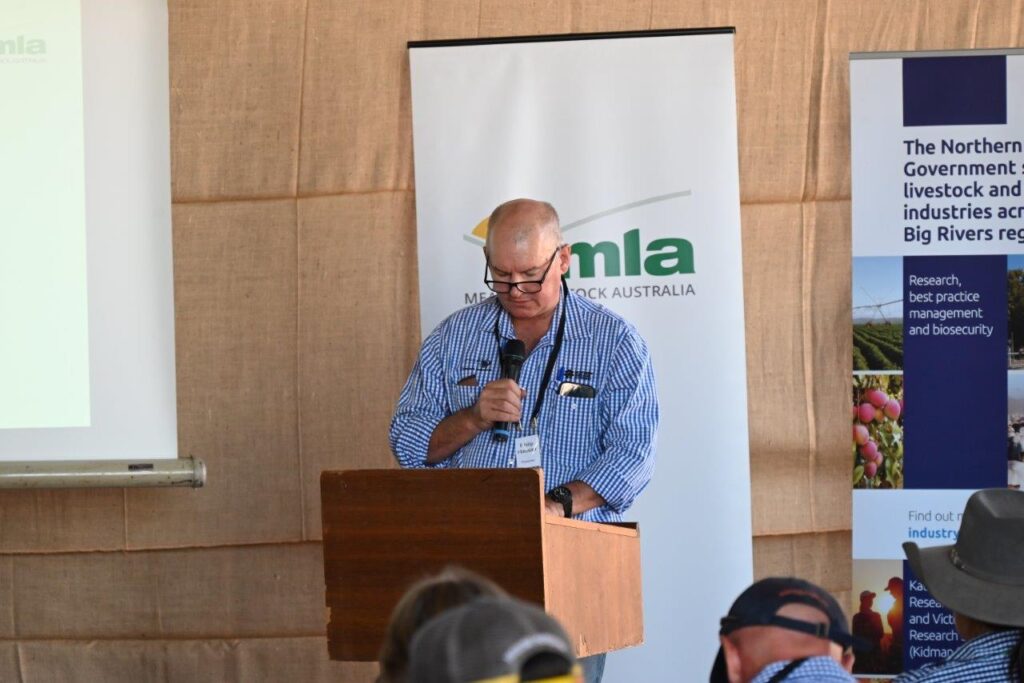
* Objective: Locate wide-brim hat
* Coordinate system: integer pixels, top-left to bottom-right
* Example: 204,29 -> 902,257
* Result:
903,488 -> 1024,627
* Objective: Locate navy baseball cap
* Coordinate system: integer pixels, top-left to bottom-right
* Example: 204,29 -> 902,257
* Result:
709,577 -> 859,683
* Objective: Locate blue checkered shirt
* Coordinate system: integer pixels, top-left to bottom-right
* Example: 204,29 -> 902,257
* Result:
894,629 -> 1023,682
751,656 -> 857,682
389,290 -> 658,522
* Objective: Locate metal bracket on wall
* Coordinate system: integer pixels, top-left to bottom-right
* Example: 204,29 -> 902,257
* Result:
0,456 -> 206,489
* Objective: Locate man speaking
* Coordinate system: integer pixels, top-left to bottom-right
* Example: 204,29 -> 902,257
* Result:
389,198 -> 658,682
389,198 -> 658,523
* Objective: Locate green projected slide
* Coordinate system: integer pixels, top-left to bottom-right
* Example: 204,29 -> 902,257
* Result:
0,0 -> 91,429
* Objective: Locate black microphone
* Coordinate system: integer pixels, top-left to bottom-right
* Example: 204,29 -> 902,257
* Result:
493,339 -> 526,442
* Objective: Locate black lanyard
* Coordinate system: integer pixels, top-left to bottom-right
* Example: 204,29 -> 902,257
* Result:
494,279 -> 569,432
766,658 -> 808,683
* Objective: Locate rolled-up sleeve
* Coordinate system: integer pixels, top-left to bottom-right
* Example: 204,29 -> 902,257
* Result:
389,331 -> 450,469
575,330 -> 658,513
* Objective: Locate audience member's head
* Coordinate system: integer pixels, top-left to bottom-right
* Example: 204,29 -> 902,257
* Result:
407,595 -> 582,683
377,566 -> 507,683
902,488 -> 1024,681
710,577 -> 857,683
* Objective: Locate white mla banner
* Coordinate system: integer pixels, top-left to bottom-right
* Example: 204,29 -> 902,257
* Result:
409,30 -> 750,677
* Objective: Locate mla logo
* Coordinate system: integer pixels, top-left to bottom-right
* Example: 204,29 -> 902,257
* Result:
564,228 -> 693,277
0,36 -> 47,56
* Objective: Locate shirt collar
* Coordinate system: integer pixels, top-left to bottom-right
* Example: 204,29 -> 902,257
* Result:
485,283 -> 590,344
750,656 -> 854,683
946,628 -> 1023,662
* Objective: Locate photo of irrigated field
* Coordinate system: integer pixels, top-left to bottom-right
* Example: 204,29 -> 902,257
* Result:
853,257 -> 903,371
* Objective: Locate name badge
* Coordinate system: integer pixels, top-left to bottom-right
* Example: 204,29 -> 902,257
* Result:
514,434 -> 542,468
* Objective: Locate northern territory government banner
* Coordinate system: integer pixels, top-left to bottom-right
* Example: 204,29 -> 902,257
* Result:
409,29 -> 750,679
850,49 -> 1024,678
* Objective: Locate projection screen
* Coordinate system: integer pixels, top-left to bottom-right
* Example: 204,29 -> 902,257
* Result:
0,0 -> 176,461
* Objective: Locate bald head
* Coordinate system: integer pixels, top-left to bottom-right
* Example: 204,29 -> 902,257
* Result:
721,604 -> 853,683
486,198 -> 562,251
482,198 -> 569,330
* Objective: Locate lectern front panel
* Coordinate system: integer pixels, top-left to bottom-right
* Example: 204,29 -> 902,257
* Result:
321,468 -> 546,661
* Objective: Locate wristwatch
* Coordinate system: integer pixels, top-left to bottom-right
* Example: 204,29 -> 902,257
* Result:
547,485 -> 573,518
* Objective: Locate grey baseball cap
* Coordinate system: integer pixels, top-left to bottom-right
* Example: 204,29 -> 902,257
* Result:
406,596 -> 578,683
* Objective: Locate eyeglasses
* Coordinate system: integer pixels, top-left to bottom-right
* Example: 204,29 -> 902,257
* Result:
484,246 -> 562,294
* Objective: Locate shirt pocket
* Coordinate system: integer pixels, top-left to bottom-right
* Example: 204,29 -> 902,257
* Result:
448,365 -> 494,413
450,383 -> 482,413
549,384 -> 599,435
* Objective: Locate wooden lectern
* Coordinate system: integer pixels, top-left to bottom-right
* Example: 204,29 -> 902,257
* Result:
321,468 -> 642,662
